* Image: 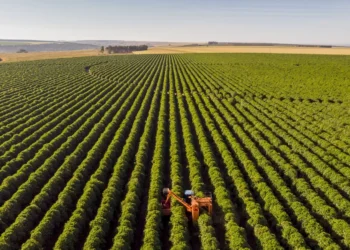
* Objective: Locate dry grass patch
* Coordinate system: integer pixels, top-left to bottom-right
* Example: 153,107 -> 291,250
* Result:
134,45 -> 350,55
0,50 -> 101,63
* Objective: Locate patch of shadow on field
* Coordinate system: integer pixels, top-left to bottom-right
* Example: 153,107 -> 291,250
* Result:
275,96 -> 344,104
84,65 -> 91,73
160,216 -> 171,250
214,90 -> 345,105
83,61 -> 108,75
233,93 -> 344,105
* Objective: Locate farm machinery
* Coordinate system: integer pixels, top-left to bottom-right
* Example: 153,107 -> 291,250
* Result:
161,188 -> 213,221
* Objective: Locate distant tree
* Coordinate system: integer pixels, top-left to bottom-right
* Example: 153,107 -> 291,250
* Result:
104,45 -> 148,54
17,49 -> 28,53
106,46 -> 112,54
208,41 -> 219,45
100,46 -> 105,53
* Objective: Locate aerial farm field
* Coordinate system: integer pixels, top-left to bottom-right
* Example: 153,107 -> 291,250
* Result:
0,53 -> 350,250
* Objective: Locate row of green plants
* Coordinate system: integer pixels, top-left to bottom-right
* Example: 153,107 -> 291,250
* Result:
169,60 -> 192,249
205,59 -> 350,169
0,64 -> 75,118
172,59 -> 219,250
267,98 -> 350,156
252,97 -> 350,179
0,57 -> 162,248
0,76 -> 125,179
175,56 -> 291,249
89,55 -> 155,82
172,56 -> 251,249
0,55 -> 144,126
20,80 -> 153,250
82,61 -> 163,250
0,78 -> 151,249
111,58 -> 167,250
0,76 -> 89,140
0,61 -> 148,202
184,56 -> 346,248
47,58 -> 163,250
209,63 -> 350,245
0,76 -> 73,126
232,101 -> 350,247
141,60 -> 169,250
0,54 -> 158,190
0,55 -> 146,162
234,98 -> 350,219
194,56 -> 350,156
1,53 -> 349,249
198,59 -> 350,198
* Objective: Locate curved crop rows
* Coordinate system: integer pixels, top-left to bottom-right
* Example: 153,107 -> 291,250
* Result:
0,53 -> 349,249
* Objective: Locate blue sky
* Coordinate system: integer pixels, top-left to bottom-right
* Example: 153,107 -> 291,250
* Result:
0,0 -> 349,45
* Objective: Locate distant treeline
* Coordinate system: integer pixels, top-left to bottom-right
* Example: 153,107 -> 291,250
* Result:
296,45 -> 332,48
105,45 -> 148,54
208,41 -> 219,45
182,44 -> 201,47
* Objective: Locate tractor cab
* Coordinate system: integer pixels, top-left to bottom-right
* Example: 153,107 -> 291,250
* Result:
184,190 -> 194,203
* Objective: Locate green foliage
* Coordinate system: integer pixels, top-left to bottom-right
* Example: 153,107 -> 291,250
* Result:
0,53 -> 349,249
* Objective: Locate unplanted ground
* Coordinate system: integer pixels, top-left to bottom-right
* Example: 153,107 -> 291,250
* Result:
134,45 -> 350,55
2,46 -> 350,63
0,50 -> 100,62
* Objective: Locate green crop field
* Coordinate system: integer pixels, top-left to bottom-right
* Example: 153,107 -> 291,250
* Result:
0,53 -> 350,249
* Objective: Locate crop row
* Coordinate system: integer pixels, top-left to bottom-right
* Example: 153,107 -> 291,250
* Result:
1,54 -> 349,249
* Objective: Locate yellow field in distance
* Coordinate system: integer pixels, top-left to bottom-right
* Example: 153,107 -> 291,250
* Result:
134,45 -> 350,55
0,50 -> 101,63
1,46 -> 350,63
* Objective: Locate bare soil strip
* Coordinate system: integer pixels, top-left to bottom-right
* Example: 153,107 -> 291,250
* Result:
134,45 -> 350,55
0,50 -> 100,63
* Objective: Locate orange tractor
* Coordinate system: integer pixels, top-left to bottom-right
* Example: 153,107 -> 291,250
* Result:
161,188 -> 213,221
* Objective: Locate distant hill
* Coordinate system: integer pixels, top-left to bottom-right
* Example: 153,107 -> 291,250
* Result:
74,40 -> 190,47
0,39 -> 55,45
0,39 -> 190,53
2,39 -> 347,53
0,40 -> 98,53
